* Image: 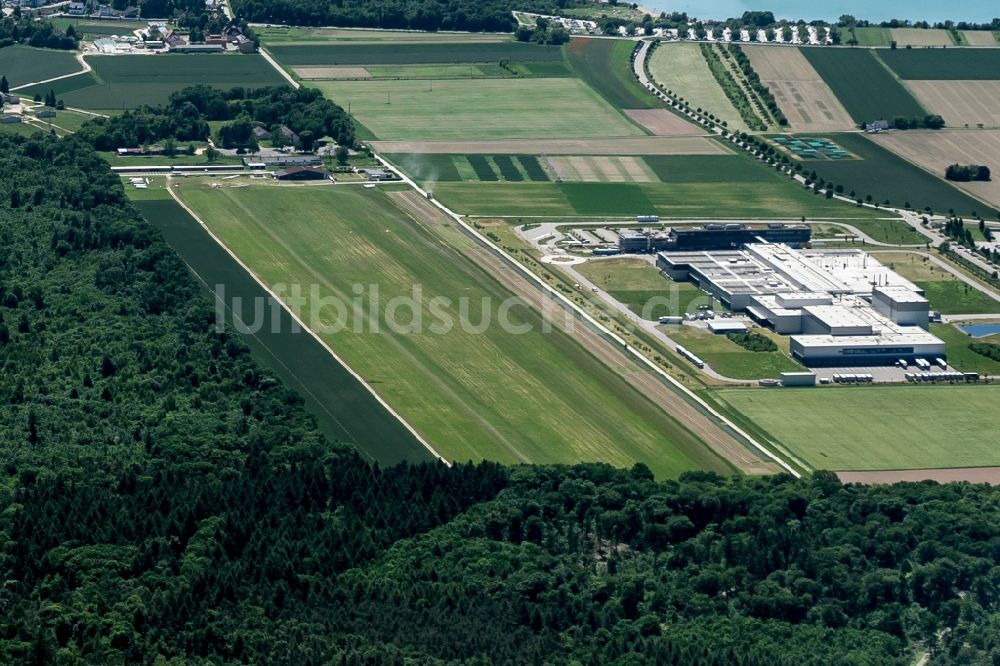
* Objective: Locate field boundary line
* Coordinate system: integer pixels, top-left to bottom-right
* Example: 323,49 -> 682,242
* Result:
165,178 -> 449,465
376,151 -> 801,478
259,47 -> 301,89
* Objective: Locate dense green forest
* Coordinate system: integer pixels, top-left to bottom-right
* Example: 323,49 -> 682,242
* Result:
76,85 -> 355,150
229,0 -> 586,32
2,133 -> 1000,663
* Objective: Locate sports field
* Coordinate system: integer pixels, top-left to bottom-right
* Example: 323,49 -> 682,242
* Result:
269,41 -> 563,66
20,54 -> 286,111
565,37 -> 659,110
802,133 -> 995,217
743,46 -> 854,132
890,28 -> 955,47
177,181 -> 726,478
871,130 -> 1000,211
903,80 -> 1000,128
880,49 -> 1000,80
50,18 -> 144,38
715,384 -> 1000,470
1,45 -> 83,88
648,42 -> 746,130
801,48 -> 926,123
431,180 -> 889,218
314,78 -> 644,140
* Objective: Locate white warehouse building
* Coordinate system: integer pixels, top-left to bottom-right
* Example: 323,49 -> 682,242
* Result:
656,243 -> 944,366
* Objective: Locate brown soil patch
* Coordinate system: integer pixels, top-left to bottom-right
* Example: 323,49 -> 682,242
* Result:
293,66 -> 371,79
743,45 -> 855,132
624,108 -> 705,136
838,467 -> 1000,484
963,31 -> 999,46
891,28 -> 954,46
371,137 -> 730,155
905,80 -> 1000,128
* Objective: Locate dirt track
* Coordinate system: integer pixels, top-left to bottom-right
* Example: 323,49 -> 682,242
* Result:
370,136 -> 730,155
388,190 -> 779,476
839,468 -> 1000,484
871,130 -> 1000,209
743,46 -> 855,132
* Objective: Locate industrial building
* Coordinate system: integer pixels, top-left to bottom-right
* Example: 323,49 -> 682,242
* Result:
657,243 -> 944,367
617,223 -> 810,253
273,166 -> 329,181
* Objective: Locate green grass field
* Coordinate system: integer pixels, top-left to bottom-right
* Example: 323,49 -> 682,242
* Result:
432,178 -> 890,219
21,54 -> 285,111
257,26 -> 510,44
838,219 -> 927,245
880,49 -> 1000,80
642,154 -> 775,182
576,258 -> 713,319
648,42 -> 746,130
565,37 -> 658,109
0,45 -> 82,88
916,280 -> 1000,315
50,18 -> 145,38
930,323 -> 1000,375
850,27 -> 893,46
129,191 -> 430,467
313,78 -> 643,140
269,42 -> 564,66
668,325 -> 803,380
801,48 -> 926,123
804,133 -> 996,218
177,181 -> 727,478
716,384 -> 1000,470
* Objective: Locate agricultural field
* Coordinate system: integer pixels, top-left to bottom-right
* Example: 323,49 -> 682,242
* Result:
371,137 -> 728,154
742,46 -> 854,132
385,153 -> 550,183
802,133 -> 995,217
430,179 -> 890,219
546,155 -> 657,183
880,49 -> 1000,79
903,81 -> 1000,128
666,325 -> 803,380
576,258 -> 711,320
314,78 -> 644,140
648,42 -> 746,130
963,31 -> 999,46
890,28 -> 955,47
128,189 -> 430,466
1,45 -> 83,88
268,41 -> 563,66
565,37 -> 659,110
20,54 -> 286,111
801,48 -> 926,123
870,130 -> 1000,210
930,323 -> 1000,376
849,26 -> 892,46
715,384 -> 1000,471
258,26 -> 509,44
641,153 -> 775,182
177,180 -> 725,478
